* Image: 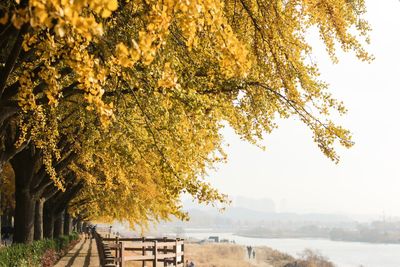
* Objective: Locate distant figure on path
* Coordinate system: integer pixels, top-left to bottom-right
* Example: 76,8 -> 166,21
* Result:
84,225 -> 90,240
246,246 -> 252,259
253,250 -> 256,259
91,225 -> 97,237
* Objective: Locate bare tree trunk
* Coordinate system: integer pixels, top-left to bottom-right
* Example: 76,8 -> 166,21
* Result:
64,212 -> 72,235
0,191 -> 2,244
34,198 -> 44,240
11,148 -> 37,244
13,189 -> 35,243
1,210 -> 12,226
53,210 -> 64,238
43,201 -> 55,239
77,220 -> 83,233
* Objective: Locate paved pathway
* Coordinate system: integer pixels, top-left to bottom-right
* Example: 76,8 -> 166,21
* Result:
54,237 -> 100,267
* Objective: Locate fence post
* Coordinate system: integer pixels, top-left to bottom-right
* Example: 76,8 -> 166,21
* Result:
174,238 -> 179,266
153,240 -> 158,267
142,237 -> 146,267
163,237 -> 168,267
181,241 -> 185,266
116,236 -> 119,266
120,241 -> 125,267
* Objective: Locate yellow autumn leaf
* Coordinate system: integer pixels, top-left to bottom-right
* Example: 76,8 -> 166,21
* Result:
107,0 -> 119,11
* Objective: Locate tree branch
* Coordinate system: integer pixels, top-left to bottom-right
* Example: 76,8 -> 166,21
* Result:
0,23 -> 29,98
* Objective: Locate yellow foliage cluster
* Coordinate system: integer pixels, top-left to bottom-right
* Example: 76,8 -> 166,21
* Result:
0,0 -> 371,224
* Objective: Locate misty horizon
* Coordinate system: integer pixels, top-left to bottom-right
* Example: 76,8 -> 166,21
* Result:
182,195 -> 398,222
197,0 -> 400,218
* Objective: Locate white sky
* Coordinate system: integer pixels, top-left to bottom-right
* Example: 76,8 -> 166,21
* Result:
206,0 -> 400,217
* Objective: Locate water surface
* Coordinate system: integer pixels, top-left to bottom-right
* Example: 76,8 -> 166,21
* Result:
186,232 -> 400,267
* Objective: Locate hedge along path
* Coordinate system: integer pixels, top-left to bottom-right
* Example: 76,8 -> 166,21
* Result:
54,237 -> 99,267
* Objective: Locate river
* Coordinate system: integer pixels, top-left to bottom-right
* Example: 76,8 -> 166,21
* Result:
185,232 -> 400,267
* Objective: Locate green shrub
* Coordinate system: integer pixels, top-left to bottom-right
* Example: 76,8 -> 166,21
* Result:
0,233 -> 80,267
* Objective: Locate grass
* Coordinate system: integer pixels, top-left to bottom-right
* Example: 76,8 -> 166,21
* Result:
185,243 -> 255,267
118,242 -> 335,267
123,243 -> 294,267
0,233 -> 80,267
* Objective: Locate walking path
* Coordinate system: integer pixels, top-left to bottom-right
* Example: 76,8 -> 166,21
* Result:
54,236 -> 100,267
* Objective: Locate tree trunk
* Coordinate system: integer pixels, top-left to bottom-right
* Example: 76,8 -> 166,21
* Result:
0,192 -> 2,244
1,210 -> 12,226
13,189 -> 35,243
82,221 -> 87,234
53,210 -> 64,238
64,212 -> 72,235
50,181 -> 83,238
34,198 -> 44,240
10,146 -> 38,244
77,220 -> 82,233
43,201 -> 55,239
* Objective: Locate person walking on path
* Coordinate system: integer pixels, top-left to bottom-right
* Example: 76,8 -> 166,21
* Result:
247,246 -> 252,259
84,225 -> 89,240
186,260 -> 195,267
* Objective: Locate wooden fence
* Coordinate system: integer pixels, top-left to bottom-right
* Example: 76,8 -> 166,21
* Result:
95,232 -> 185,267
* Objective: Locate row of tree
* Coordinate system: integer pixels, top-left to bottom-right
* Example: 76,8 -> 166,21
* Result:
0,0 -> 371,244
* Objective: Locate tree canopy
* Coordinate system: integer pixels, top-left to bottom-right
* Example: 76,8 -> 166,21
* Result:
0,0 -> 371,242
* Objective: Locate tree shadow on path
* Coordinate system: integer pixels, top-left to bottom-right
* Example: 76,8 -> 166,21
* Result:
64,238 -> 87,267
83,237 -> 92,267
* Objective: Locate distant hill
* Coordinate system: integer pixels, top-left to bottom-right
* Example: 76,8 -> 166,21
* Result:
185,207 -> 351,223
159,206 -> 353,232
233,196 -> 276,213
182,195 -> 276,213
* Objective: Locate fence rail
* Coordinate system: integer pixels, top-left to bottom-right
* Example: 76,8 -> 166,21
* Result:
95,232 -> 185,267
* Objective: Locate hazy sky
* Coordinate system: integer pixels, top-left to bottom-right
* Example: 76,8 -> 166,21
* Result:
205,0 -> 400,217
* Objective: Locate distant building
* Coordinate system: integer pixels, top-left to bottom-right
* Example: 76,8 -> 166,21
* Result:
208,236 -> 219,242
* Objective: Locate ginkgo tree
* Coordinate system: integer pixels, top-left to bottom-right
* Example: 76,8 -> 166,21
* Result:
58,85 -> 229,236
0,0 -> 371,243
8,84 -> 229,243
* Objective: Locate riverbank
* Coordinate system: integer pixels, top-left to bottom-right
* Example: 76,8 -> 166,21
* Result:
236,233 -> 400,245
185,232 -> 400,267
184,243 -> 335,267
